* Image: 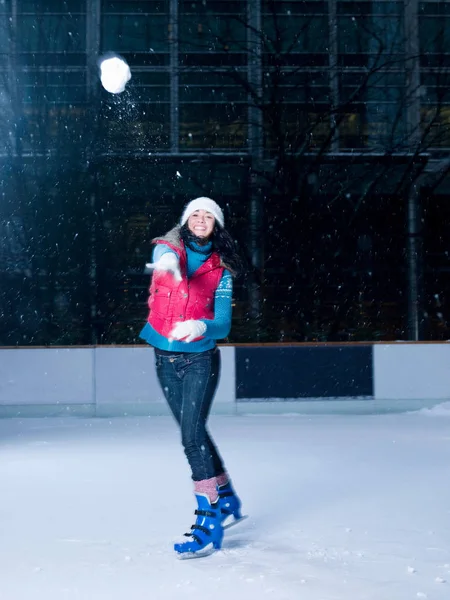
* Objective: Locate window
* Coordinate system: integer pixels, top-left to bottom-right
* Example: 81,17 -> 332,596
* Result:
99,0 -> 170,151
101,16 -> 169,56
419,0 -> 450,55
179,2 -> 247,151
99,99 -> 170,151
12,2 -> 88,152
21,71 -> 86,105
17,8 -> 87,66
101,0 -> 169,65
336,1 -> 406,149
180,103 -> 246,149
0,0 -> 11,54
419,2 -> 450,147
337,2 -> 404,61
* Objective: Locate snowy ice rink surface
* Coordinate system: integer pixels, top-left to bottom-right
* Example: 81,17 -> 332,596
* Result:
1,406 -> 450,600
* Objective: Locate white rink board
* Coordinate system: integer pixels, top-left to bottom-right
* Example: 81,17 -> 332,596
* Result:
94,346 -> 165,407
0,346 -> 236,413
374,343 -> 450,400
1,344 -> 450,415
0,348 -> 93,406
94,345 -> 235,409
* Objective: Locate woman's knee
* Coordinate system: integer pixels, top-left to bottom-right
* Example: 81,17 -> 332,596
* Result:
181,431 -> 208,455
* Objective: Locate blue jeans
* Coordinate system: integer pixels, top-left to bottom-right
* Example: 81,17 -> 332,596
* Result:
154,347 -> 225,481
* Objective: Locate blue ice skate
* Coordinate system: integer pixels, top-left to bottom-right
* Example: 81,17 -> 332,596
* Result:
174,493 -> 223,558
218,481 -> 245,529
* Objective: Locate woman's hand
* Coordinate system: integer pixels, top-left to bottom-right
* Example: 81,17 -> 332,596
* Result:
145,252 -> 182,281
169,320 -> 207,342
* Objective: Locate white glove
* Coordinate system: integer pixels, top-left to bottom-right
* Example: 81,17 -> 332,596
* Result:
169,320 -> 207,343
145,252 -> 182,282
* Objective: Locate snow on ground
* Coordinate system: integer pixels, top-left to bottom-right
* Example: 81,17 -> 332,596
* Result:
1,408 -> 450,600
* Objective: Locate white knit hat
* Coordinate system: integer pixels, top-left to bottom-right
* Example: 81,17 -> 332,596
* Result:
180,197 -> 224,228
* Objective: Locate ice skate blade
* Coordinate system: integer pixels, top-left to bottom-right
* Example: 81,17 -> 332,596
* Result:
222,515 -> 248,530
175,542 -> 217,559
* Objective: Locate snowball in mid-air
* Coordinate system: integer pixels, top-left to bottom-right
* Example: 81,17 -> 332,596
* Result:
100,56 -> 131,94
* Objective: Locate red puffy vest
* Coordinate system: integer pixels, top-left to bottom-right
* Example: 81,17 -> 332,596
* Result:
147,239 -> 224,340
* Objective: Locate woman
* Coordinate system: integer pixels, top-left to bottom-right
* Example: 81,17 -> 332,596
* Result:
140,197 -> 244,557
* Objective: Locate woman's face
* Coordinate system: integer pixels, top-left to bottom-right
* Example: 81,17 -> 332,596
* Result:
187,209 -> 215,239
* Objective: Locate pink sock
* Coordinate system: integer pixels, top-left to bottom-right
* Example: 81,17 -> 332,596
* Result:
194,477 -> 219,504
216,472 -> 229,487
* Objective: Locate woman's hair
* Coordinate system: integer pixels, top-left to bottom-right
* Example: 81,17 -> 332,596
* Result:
180,223 -> 245,278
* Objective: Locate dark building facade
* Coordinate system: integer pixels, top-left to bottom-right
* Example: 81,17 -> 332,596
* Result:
1,0 -> 450,345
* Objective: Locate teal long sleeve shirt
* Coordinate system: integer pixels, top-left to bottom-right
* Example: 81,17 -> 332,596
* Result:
139,242 -> 233,352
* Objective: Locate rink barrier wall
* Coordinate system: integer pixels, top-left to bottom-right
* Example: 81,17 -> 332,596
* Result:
0,343 -> 449,417
235,345 -> 373,399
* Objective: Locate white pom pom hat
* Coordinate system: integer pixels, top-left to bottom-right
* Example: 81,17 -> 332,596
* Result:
180,197 -> 224,228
